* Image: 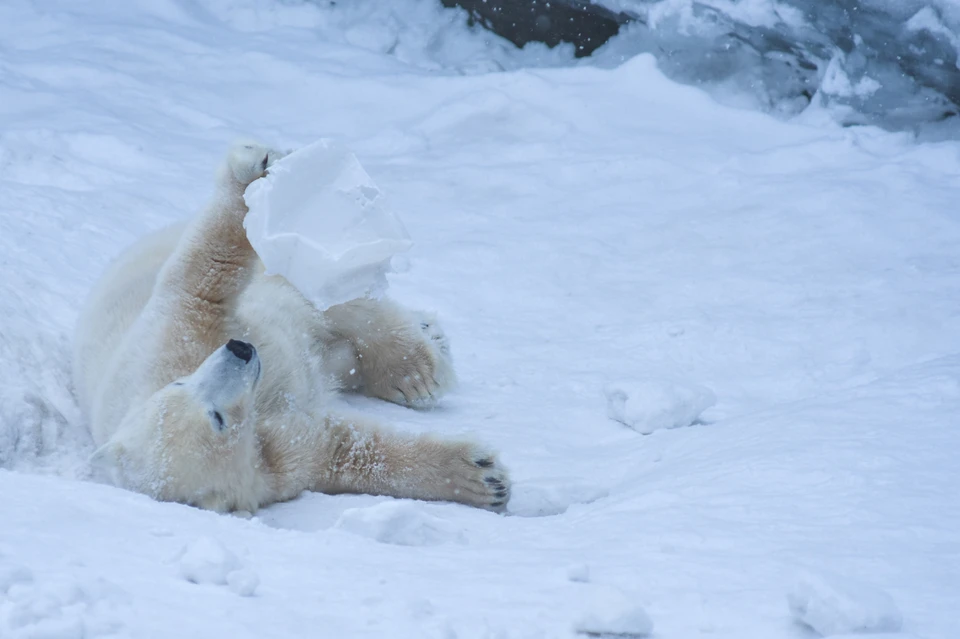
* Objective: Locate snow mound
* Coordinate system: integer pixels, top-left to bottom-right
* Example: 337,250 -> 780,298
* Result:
334,500 -> 466,546
788,569 -> 903,636
226,569 -> 260,598
507,480 -> 609,517
604,380 -> 716,434
177,537 -> 255,594
572,585 -> 653,637
244,138 -> 413,311
0,561 -> 126,639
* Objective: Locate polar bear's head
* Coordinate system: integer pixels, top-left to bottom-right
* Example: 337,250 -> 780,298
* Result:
92,339 -> 266,512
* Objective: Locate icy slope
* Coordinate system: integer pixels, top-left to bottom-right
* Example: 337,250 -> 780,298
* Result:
1,1 -> 959,638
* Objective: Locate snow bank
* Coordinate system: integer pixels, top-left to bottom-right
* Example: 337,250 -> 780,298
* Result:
244,139 -> 413,310
788,569 -> 903,636
604,380 -> 716,435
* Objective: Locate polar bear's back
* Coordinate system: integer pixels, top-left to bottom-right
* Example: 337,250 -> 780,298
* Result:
73,222 -> 187,420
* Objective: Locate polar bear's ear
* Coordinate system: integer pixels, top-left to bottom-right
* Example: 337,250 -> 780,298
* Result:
89,441 -> 127,487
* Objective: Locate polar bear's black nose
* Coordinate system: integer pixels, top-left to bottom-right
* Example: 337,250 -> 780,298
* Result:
226,339 -> 255,363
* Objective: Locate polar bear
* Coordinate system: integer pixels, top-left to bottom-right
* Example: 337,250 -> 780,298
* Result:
72,141 -> 510,513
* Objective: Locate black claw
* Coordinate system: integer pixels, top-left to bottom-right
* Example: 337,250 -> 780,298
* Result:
475,458 -> 494,468
490,501 -> 506,508
260,154 -> 269,170
484,476 -> 502,485
495,489 -> 508,498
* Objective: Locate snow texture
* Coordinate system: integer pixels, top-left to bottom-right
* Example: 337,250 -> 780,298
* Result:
507,481 -> 610,517
788,569 -> 904,636
177,537 -> 242,586
244,138 -> 413,310
333,501 -> 467,546
0,557 -> 127,639
572,585 -> 654,637
226,569 -> 260,597
604,380 -> 716,434
566,564 -> 591,583
0,0 -> 959,637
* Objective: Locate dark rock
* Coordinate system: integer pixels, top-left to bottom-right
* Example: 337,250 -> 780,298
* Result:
440,0 -> 631,57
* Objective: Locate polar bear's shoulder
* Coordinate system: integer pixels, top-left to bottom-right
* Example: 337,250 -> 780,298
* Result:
72,221 -> 187,419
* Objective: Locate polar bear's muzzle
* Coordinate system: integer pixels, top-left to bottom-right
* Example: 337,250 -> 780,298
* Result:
190,339 -> 262,402
224,339 -> 262,385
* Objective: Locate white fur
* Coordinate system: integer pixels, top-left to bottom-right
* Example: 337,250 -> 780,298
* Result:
73,142 -> 508,513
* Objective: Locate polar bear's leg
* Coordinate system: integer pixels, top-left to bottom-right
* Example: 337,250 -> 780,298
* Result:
321,298 -> 456,408
147,142 -> 281,378
318,414 -> 508,510
263,412 -> 509,510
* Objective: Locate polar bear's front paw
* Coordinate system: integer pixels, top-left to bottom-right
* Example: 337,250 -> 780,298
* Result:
224,141 -> 285,188
446,445 -> 510,512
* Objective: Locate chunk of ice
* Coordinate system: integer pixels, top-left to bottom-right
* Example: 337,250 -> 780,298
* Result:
573,585 -> 653,637
604,379 -> 716,435
787,569 -> 903,636
244,139 -> 413,310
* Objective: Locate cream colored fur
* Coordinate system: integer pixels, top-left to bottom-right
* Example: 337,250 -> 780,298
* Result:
72,141 -> 509,513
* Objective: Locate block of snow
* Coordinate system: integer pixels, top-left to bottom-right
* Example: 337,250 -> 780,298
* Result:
604,380 -> 716,435
334,501 -> 465,546
244,138 -> 413,310
177,537 -> 241,586
787,569 -> 903,636
573,585 -> 653,637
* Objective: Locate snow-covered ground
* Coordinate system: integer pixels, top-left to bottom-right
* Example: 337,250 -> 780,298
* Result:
2,1 -> 959,637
